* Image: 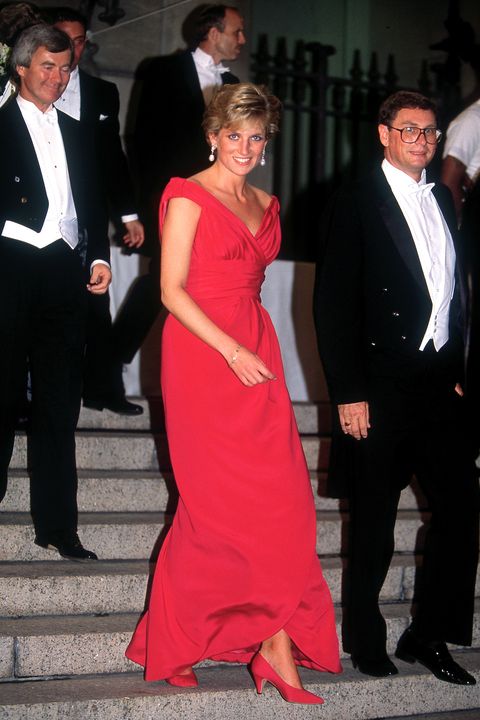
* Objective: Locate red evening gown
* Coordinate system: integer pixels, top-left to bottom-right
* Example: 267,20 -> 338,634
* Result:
125,177 -> 341,680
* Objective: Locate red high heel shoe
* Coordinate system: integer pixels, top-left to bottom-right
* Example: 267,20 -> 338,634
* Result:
249,652 -> 324,705
165,670 -> 198,687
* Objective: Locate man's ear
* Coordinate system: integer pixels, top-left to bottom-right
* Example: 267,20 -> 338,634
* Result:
378,124 -> 389,148
207,26 -> 219,44
16,65 -> 26,79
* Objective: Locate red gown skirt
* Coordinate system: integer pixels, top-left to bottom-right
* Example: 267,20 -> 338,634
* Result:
125,178 -> 341,680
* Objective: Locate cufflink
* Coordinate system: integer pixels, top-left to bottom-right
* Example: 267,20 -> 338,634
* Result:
21,197 -> 28,204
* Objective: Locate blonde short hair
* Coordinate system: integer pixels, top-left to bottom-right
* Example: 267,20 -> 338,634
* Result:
203,82 -> 281,141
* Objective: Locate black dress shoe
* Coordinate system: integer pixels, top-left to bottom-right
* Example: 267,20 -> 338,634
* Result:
83,396 -> 143,416
35,532 -> 98,562
395,628 -> 476,685
352,655 -> 398,677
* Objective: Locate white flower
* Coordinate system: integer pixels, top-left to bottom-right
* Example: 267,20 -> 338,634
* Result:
0,42 -> 11,78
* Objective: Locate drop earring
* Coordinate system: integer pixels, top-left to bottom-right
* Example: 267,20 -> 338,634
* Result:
209,144 -> 217,162
260,146 -> 266,166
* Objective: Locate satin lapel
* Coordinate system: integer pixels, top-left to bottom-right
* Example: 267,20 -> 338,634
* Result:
78,70 -> 94,121
184,53 -> 205,110
57,109 -> 81,201
221,71 -> 239,85
433,183 -> 466,324
433,184 -> 458,253
374,170 -> 429,296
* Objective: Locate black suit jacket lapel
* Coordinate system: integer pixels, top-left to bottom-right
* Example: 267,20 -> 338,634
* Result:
78,70 -> 99,122
78,70 -> 88,120
433,182 -> 467,333
433,183 -> 459,252
1,101 -> 47,227
373,169 -> 430,297
183,53 -> 205,112
57,109 -> 80,194
221,70 -> 240,85
4,101 -> 41,174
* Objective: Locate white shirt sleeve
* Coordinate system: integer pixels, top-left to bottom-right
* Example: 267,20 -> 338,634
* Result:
442,101 -> 480,181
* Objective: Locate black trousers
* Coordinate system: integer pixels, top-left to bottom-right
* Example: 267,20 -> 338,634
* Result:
340,345 -> 480,660
0,237 -> 87,537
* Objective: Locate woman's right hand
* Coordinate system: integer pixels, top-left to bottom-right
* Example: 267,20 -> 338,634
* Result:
227,345 -> 276,386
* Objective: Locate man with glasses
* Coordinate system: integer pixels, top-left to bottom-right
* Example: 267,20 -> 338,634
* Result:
314,91 -> 479,684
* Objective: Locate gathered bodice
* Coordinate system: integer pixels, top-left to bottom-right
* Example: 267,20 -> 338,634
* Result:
159,177 -> 280,303
185,259 -> 264,301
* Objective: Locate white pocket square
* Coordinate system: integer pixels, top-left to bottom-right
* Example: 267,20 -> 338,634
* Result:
99,114 -> 108,121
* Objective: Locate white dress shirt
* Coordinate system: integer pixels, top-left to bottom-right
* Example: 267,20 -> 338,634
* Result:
55,64 -> 81,120
2,96 -> 78,250
192,46 -> 230,105
382,159 -> 456,351
0,78 -> 15,109
442,99 -> 480,183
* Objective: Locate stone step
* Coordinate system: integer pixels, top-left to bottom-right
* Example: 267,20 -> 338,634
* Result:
387,713 -> 480,720
0,508 -> 438,561
78,397 -> 162,431
9,432 -> 330,472
1,602 -> 479,680
0,470 -> 428,513
9,432 -> 166,472
0,654 -> 478,720
76,399 -> 330,435
2,470 -> 177,514
1,557 -> 478,618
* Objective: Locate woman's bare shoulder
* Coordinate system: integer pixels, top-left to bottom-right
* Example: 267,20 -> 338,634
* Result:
249,184 -> 273,210
187,169 -> 211,188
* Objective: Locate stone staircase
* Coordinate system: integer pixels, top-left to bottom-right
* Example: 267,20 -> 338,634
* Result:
0,400 -> 478,719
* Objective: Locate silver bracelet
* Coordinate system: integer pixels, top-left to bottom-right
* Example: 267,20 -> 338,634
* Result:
229,344 -> 242,365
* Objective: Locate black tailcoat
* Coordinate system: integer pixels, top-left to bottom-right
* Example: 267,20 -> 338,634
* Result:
0,100 -> 109,266
315,167 -> 464,406
78,69 -> 136,220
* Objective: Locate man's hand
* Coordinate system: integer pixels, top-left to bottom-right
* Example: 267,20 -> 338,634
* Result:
87,263 -> 112,294
123,219 -> 144,248
338,401 -> 370,440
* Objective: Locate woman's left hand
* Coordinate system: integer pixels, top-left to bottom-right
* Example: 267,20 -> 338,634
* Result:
228,345 -> 276,386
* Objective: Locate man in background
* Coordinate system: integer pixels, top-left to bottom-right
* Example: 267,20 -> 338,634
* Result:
441,98 -> 480,222
45,6 -> 145,415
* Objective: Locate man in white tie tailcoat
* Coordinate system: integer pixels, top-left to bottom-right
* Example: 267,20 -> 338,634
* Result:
314,91 -> 479,685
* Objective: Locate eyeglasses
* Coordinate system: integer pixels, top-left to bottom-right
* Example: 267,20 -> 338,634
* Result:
388,126 -> 442,144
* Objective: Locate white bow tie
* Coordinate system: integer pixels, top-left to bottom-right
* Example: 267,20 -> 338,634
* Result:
410,182 -> 435,197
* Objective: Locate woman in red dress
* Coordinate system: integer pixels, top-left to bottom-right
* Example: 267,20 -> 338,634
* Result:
126,83 -> 341,704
